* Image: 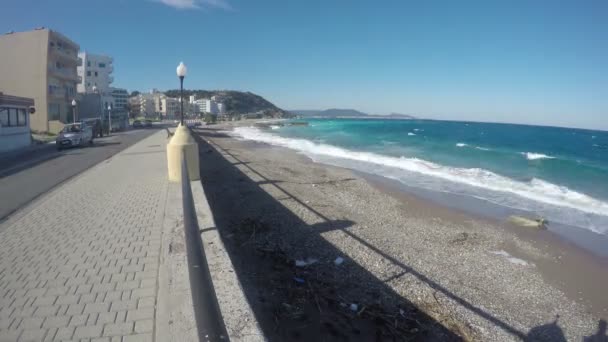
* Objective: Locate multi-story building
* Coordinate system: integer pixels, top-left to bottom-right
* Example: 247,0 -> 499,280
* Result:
129,93 -> 156,118
77,52 -> 113,94
0,28 -> 80,133
111,88 -> 129,110
77,52 -> 115,112
128,96 -> 141,117
218,103 -> 226,115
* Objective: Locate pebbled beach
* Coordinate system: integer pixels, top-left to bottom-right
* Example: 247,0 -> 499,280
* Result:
192,122 -> 607,341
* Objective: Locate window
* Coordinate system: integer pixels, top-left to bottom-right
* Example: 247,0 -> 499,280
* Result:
94,71 -> 98,77
18,108 -> 27,126
99,63 -> 106,68
0,107 -> 27,127
87,61 -> 91,67
0,110 -> 7,126
49,103 -> 61,121
87,71 -> 91,76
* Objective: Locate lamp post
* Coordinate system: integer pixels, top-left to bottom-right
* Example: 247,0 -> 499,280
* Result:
71,99 -> 77,123
176,62 -> 187,126
107,104 -> 112,135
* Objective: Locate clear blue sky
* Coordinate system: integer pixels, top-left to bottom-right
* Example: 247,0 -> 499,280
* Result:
3,0 -> 607,129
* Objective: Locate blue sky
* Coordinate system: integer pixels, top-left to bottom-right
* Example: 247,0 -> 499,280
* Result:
2,0 -> 607,129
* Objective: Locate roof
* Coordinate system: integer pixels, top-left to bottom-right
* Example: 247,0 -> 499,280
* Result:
0,92 -> 35,107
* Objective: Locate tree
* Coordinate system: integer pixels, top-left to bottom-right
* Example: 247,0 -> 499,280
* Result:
130,91 -> 140,97
204,113 -> 217,124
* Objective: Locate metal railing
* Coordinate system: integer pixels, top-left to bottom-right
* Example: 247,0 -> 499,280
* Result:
180,150 -> 229,341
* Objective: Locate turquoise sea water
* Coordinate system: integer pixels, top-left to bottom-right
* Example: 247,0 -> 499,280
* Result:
231,119 -> 608,238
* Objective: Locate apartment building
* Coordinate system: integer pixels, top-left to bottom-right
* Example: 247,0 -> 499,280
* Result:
129,94 -> 155,117
0,28 -> 80,133
156,97 -> 180,118
111,88 -> 129,110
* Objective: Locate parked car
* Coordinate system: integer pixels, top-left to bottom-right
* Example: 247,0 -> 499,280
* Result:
144,120 -> 153,128
81,118 -> 103,138
133,120 -> 143,128
56,123 -> 94,150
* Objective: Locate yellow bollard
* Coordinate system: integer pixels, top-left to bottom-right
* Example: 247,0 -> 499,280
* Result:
167,124 -> 200,182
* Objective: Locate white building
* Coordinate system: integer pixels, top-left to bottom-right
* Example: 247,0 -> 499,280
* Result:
77,52 -> 116,114
77,52 -> 113,94
218,103 -> 226,115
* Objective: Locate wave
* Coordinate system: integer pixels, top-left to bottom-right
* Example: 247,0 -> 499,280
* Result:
456,143 -> 491,151
270,125 -> 281,130
521,152 -> 555,160
408,132 -> 416,136
230,127 -> 608,234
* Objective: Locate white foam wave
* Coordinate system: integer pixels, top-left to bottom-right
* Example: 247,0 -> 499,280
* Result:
408,132 -> 416,136
229,127 -> 608,234
456,143 -> 468,147
475,146 -> 491,151
270,125 -> 281,130
522,152 -> 555,160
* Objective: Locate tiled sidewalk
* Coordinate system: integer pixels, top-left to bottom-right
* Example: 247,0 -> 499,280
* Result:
0,131 -> 169,342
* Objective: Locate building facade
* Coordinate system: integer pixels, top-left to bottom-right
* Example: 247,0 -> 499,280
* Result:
0,92 -> 34,152
0,28 -> 80,133
111,88 -> 129,110
77,52 -> 113,94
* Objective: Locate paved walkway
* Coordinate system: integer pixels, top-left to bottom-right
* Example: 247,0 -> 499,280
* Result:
0,131 -> 169,342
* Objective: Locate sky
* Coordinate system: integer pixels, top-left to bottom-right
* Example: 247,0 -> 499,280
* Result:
2,0 -> 607,129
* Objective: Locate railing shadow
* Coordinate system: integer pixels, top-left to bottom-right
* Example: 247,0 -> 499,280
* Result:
192,127 -> 464,341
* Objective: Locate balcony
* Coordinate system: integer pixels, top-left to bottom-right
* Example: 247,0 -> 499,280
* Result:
49,67 -> 80,82
50,47 -> 79,64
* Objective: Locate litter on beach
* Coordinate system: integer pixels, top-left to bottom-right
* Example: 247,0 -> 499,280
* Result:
334,256 -> 344,265
295,258 -> 318,267
508,215 -> 548,229
350,303 -> 358,311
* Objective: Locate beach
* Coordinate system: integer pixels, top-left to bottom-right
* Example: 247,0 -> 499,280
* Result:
192,121 -> 607,341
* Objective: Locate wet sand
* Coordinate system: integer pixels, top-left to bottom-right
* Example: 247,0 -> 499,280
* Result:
193,122 -> 607,341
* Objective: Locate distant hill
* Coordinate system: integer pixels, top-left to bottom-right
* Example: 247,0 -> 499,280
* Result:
386,113 -> 417,119
291,109 -> 417,119
164,89 -> 289,117
291,108 -> 369,117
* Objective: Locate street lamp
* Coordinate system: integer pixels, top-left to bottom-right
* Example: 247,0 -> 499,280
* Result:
107,104 -> 112,135
71,99 -> 77,123
176,62 -> 187,126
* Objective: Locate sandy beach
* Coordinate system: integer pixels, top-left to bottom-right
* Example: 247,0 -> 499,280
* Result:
192,121 -> 607,341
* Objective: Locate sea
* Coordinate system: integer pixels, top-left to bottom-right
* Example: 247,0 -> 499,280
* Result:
229,118 -> 608,255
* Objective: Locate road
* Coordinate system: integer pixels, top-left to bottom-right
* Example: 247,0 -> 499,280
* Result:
0,128 -> 164,221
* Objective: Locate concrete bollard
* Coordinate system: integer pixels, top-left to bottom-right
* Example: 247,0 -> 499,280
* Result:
167,124 -> 200,182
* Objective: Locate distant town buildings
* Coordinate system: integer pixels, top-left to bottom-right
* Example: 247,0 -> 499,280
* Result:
0,28 -> 80,133
189,95 -> 225,115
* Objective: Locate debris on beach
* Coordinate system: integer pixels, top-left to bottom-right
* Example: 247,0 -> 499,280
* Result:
508,215 -> 548,229
334,256 -> 344,265
293,277 -> 305,284
295,257 -> 318,267
350,303 -> 358,311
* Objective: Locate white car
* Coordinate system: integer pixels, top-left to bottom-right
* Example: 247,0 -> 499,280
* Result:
56,123 -> 94,150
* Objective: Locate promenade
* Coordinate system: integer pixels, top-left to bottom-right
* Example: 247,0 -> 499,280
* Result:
0,131 -> 169,342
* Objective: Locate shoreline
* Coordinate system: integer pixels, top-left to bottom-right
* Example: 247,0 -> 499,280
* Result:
196,121 -> 606,340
